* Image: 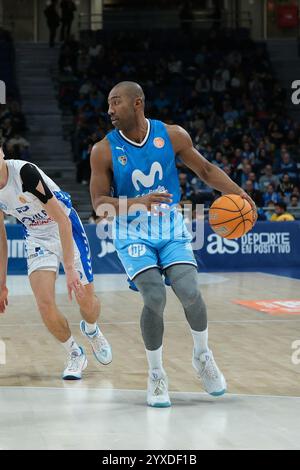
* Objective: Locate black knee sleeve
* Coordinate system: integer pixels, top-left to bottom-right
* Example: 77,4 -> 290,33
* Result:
134,269 -> 166,351
165,265 -> 208,332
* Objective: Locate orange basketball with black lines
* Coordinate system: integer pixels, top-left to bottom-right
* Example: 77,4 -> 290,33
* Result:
209,194 -> 254,239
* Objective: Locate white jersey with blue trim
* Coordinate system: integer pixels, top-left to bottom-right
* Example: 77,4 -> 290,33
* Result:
0,159 -> 72,253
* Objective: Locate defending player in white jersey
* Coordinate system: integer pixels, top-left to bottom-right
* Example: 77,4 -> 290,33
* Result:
0,148 -> 112,379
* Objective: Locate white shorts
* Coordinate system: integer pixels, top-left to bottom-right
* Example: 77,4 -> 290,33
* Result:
26,208 -> 93,285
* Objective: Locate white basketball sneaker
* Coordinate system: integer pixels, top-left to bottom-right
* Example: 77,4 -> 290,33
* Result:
62,347 -> 88,380
147,369 -> 171,408
80,320 -> 112,365
192,349 -> 227,397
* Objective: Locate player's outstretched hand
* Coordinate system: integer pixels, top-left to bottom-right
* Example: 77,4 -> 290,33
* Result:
0,286 -> 8,314
65,268 -> 85,301
240,192 -> 258,225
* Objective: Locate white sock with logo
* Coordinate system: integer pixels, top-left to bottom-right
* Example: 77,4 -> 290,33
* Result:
146,346 -> 165,377
191,328 -> 209,358
84,321 -> 98,336
62,336 -> 81,355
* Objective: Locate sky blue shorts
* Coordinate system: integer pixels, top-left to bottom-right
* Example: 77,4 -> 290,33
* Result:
114,210 -> 197,280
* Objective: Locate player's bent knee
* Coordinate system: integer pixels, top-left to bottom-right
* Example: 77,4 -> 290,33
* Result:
167,265 -> 200,306
37,298 -> 58,318
175,281 -> 202,309
181,284 -> 201,306
77,291 -> 98,308
144,287 -> 166,311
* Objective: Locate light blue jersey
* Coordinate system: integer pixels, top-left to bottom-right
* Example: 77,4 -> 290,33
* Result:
108,119 -> 181,202
106,119 -> 197,281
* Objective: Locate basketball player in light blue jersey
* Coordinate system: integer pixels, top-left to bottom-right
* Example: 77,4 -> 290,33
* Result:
90,81 -> 257,407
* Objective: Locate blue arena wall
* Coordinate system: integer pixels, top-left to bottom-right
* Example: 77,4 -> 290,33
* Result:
6,222 -> 300,275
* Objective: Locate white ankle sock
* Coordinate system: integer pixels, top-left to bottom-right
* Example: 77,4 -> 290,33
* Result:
84,321 -> 98,335
146,346 -> 165,375
191,328 -> 209,358
62,336 -> 81,355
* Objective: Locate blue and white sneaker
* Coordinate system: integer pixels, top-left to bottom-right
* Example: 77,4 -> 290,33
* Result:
62,347 -> 87,380
80,320 -> 112,365
147,369 -> 171,408
192,349 -> 227,397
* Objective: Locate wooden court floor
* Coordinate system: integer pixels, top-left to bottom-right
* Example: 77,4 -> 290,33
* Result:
0,272 -> 299,397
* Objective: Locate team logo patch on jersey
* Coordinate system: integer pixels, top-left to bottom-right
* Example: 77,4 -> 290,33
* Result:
128,244 -> 147,258
19,196 -> 27,204
118,155 -> 127,166
0,202 -> 7,211
153,137 -> 165,149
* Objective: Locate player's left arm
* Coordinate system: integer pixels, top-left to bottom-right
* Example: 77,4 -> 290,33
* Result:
20,163 -> 84,299
167,125 -> 257,220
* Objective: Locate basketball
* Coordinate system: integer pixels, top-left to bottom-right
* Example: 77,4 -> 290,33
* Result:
209,194 -> 254,239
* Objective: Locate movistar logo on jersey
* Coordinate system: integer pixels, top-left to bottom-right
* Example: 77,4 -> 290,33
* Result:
132,162 -> 163,191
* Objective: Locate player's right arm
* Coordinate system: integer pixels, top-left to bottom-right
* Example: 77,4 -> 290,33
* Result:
90,139 -> 172,216
90,139 -> 116,215
0,210 -> 8,314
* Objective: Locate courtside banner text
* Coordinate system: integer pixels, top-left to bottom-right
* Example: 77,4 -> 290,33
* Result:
5,222 -> 300,274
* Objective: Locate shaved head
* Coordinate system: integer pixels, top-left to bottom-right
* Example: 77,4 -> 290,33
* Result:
108,81 -> 146,133
110,81 -> 145,105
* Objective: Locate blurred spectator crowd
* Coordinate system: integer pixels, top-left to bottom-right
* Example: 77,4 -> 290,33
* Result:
0,28 -> 29,163
56,27 -> 300,221
0,28 -> 29,224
